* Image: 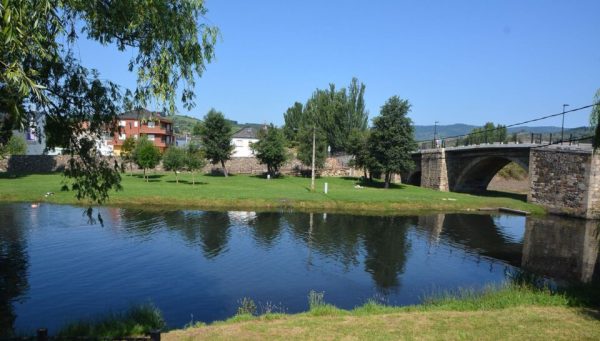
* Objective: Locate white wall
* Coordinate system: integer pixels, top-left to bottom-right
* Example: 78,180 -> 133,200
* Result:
232,138 -> 258,157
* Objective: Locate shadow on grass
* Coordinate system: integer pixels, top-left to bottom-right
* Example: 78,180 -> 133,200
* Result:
0,172 -> 32,179
134,174 -> 165,180
510,270 -> 600,319
478,190 -> 528,202
165,180 -> 208,185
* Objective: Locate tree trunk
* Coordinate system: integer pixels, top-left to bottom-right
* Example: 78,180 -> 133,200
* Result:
192,172 -> 195,186
144,168 -> 147,182
175,171 -> 178,183
384,172 -> 390,189
221,160 -> 228,177
363,168 -> 368,181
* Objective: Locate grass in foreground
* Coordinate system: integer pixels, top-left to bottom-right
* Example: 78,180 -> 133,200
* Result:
0,172 -> 544,214
56,304 -> 164,338
164,284 -> 600,340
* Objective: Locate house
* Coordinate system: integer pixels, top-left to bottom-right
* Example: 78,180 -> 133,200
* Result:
110,109 -> 175,155
231,127 -> 259,157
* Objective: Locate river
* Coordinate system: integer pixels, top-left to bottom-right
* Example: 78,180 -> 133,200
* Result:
0,203 -> 598,334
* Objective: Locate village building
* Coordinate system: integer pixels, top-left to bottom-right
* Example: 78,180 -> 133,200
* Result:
110,109 -> 175,155
231,127 -> 259,157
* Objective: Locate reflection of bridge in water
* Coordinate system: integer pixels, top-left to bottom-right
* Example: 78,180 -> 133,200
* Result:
406,143 -> 600,219
417,213 -> 600,283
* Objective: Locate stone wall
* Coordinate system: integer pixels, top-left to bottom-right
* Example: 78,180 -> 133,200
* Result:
528,148 -> 600,219
0,154 -> 360,178
420,149 -> 449,191
0,155 -> 71,173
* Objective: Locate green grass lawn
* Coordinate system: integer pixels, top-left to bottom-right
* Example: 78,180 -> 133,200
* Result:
163,284 -> 600,340
0,172 -> 544,214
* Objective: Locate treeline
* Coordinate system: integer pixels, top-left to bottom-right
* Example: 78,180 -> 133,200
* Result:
282,78 -> 416,188
124,78 -> 417,189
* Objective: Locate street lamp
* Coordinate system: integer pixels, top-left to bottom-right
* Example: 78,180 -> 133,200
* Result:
433,121 -> 439,148
310,125 -> 316,192
561,104 -> 569,145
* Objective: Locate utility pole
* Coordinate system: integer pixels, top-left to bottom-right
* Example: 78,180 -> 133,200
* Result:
561,104 -> 569,145
310,124 -> 316,191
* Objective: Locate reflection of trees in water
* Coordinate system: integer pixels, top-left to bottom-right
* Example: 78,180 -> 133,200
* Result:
248,212 -> 282,248
284,213 -> 412,291
284,213 -> 363,270
119,209 -> 232,259
362,216 -> 411,290
197,212 -> 231,259
0,207 -> 29,337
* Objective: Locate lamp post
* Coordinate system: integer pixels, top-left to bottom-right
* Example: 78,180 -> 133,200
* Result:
561,104 -> 569,145
433,121 -> 439,148
310,124 -> 316,192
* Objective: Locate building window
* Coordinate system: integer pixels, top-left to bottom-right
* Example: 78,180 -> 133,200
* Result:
147,134 -> 155,140
119,133 -> 126,140
134,134 -> 138,139
147,121 -> 155,128
134,121 -> 138,127
119,120 -> 126,127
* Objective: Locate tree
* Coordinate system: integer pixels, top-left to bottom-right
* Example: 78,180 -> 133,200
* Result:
2,135 -> 27,156
297,126 -> 327,171
282,102 -> 304,144
465,122 -> 507,145
198,109 -> 234,177
133,137 -> 161,182
591,89 -> 600,150
369,96 -> 416,189
162,146 -> 186,183
120,136 -> 136,175
282,78 -> 368,153
0,1 -> 218,204
251,125 -> 288,177
185,143 -> 207,185
347,129 -> 374,180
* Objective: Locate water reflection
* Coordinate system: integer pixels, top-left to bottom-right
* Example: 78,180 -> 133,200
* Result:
0,207 -> 29,337
522,216 -> 600,283
1,203 -> 600,333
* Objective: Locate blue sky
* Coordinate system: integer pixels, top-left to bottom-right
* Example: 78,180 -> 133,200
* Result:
76,0 -> 600,127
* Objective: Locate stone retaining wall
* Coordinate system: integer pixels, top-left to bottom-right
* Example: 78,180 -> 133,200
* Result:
0,155 -> 360,177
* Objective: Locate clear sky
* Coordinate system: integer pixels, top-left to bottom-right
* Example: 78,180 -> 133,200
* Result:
75,0 -> 600,128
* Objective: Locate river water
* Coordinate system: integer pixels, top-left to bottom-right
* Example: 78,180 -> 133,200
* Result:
0,203 -> 598,334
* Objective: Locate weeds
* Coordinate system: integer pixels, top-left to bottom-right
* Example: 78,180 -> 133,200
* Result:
237,297 -> 257,316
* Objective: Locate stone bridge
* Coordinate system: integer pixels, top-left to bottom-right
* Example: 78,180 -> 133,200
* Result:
403,144 -> 600,219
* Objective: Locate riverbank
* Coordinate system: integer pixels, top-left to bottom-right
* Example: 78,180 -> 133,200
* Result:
53,284 -> 599,340
0,173 -> 544,214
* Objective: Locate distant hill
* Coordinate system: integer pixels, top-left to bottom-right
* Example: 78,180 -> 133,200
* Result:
414,124 -> 592,141
172,115 -> 263,135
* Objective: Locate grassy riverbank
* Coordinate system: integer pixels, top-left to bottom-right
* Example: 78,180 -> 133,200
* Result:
51,284 -> 598,340
0,172 -> 544,214
163,284 -> 600,340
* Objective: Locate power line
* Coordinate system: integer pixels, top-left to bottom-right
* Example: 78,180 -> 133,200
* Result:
419,103 -> 599,143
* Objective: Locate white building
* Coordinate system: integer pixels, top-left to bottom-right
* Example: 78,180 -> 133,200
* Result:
231,127 -> 259,157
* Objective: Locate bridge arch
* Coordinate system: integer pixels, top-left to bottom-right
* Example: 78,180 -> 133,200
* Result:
405,171 -> 421,186
452,156 -> 528,193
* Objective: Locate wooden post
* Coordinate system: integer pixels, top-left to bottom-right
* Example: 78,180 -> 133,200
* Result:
36,328 -> 48,341
149,330 -> 161,341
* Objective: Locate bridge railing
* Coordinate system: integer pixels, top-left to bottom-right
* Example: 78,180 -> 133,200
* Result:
417,133 -> 590,150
